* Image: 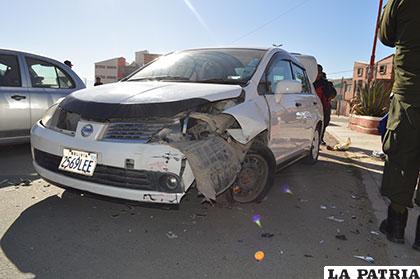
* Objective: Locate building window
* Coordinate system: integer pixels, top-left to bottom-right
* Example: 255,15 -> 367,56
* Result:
106,76 -> 116,79
357,68 -> 364,77
345,83 -> 352,93
379,65 -> 387,75
107,66 -> 117,69
95,65 -> 106,69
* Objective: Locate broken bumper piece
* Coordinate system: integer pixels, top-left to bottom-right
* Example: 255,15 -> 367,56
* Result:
31,121 -> 194,204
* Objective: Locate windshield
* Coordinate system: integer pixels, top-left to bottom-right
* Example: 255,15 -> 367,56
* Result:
128,49 -> 266,85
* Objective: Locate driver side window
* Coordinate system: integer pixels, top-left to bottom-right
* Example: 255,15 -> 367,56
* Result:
258,57 -> 292,95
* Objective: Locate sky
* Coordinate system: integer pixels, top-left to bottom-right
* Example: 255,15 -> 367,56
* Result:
2,0 -> 394,85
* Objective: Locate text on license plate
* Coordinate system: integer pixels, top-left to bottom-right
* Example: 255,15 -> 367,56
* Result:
59,148 -> 97,176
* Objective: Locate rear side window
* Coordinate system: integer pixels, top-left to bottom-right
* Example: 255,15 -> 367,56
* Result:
0,54 -> 21,87
26,57 -> 75,89
291,63 -> 311,93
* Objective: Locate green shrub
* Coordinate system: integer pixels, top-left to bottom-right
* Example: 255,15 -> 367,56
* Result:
351,81 -> 391,117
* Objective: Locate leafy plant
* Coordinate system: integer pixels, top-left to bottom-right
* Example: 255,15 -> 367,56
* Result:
351,81 -> 391,117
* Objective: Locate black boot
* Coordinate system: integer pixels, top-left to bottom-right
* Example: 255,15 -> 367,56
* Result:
413,215 -> 420,251
379,205 -> 407,244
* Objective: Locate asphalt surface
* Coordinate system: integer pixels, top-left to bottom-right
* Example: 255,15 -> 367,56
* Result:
0,137 -> 412,279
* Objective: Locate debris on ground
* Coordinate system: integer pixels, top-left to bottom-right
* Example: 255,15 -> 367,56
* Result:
299,198 -> 309,203
370,231 -> 380,236
111,214 -> 119,218
281,184 -> 293,195
254,251 -> 265,261
327,216 -> 344,223
335,234 -> 347,241
353,255 -> 375,264
350,229 -> 361,235
320,240 -> 325,244
194,213 -> 207,217
371,150 -> 386,160
333,137 -> 351,151
261,232 -> 274,238
166,231 -> 178,239
320,205 -> 327,210
252,214 -> 262,228
20,179 -> 32,186
304,254 -> 314,258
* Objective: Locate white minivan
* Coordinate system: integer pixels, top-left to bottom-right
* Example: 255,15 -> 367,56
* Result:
31,47 -> 323,204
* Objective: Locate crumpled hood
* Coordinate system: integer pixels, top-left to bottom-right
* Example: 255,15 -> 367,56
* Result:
70,81 -> 243,104
60,81 -> 243,121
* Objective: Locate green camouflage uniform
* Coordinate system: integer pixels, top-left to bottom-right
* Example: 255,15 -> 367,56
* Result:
379,0 -> 420,207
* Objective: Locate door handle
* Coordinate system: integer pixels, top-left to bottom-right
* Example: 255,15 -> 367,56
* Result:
11,95 -> 26,101
295,102 -> 302,107
313,101 -> 317,105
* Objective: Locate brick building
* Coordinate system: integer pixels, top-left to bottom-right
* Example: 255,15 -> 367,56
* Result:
332,54 -> 394,116
94,50 -> 160,84
352,54 -> 394,96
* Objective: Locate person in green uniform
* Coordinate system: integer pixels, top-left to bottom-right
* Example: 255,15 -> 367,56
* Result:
378,0 -> 420,251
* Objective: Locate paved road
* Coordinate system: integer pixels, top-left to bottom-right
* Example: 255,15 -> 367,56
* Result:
0,138 -> 415,279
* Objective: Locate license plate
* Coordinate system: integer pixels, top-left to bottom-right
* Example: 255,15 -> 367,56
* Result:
59,148 -> 97,176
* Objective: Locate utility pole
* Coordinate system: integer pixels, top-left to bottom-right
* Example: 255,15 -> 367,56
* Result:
368,0 -> 384,83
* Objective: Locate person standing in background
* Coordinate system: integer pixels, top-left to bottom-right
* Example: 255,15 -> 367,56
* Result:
313,64 -> 336,144
64,60 -> 73,68
94,77 -> 103,86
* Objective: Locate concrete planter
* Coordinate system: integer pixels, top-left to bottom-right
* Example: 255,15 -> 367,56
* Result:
348,114 -> 381,135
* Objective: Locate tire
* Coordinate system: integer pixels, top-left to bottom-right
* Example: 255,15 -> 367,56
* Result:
229,142 -> 275,203
304,124 -> 321,165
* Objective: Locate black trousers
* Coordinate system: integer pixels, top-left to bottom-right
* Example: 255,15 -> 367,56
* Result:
321,107 -> 331,141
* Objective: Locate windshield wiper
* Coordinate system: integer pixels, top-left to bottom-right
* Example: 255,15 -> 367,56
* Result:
197,78 -> 245,85
129,76 -> 192,82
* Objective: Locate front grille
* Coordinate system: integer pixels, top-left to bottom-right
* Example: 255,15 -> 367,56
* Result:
102,121 -> 180,142
34,149 -> 182,193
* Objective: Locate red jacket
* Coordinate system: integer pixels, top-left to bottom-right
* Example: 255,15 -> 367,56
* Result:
313,78 -> 331,111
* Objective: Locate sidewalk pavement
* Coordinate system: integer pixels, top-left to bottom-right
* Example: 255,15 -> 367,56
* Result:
327,115 -> 419,263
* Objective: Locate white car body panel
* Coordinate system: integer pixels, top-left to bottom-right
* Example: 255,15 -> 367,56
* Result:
30,47 -> 324,204
223,96 -> 270,144
31,121 -> 195,204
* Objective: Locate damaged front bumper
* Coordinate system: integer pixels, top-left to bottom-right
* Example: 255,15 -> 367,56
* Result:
31,121 -> 195,204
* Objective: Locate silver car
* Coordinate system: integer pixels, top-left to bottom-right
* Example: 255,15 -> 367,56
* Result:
0,49 -> 85,144
31,47 -> 323,205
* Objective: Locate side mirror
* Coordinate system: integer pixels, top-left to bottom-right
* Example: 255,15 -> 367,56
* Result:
274,80 -> 302,94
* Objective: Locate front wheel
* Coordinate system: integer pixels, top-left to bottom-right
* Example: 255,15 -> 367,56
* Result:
304,124 -> 321,164
229,142 -> 275,203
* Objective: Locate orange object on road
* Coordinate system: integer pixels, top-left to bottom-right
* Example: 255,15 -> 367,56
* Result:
254,251 -> 265,261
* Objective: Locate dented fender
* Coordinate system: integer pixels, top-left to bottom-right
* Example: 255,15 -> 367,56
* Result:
223,96 -> 270,144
